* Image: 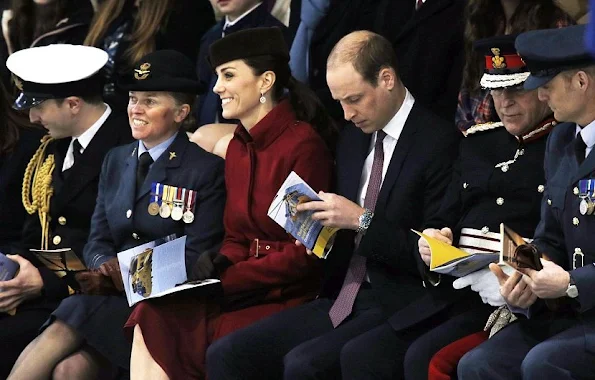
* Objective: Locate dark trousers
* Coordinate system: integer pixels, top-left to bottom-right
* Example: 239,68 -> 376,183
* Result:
206,288 -> 389,380
403,304 -> 493,380
0,308 -> 51,378
458,316 -> 595,380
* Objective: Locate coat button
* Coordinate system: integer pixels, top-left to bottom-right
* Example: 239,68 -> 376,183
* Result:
501,164 -> 509,173
481,226 -> 489,234
265,245 -> 270,250
58,216 -> 67,225
496,197 -> 504,206
463,182 -> 468,189
126,210 -> 132,219
132,232 -> 139,240
573,217 -> 580,226
538,185 -> 545,193
573,187 -> 580,195
52,235 -> 62,245
547,199 -> 552,206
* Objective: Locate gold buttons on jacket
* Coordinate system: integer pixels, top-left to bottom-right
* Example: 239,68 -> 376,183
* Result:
573,217 -> 580,226
547,199 -> 552,206
573,187 -> 580,195
463,182 -> 468,189
52,235 -> 62,245
501,165 -> 509,173
132,232 -> 139,240
538,185 -> 545,193
126,210 -> 132,219
496,197 -> 504,206
58,216 -> 67,225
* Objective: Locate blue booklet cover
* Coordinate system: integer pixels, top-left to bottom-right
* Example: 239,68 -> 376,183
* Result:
0,252 -> 19,281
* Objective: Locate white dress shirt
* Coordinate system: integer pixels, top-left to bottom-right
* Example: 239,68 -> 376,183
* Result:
62,104 -> 112,172
223,2 -> 263,35
357,89 -> 415,207
577,119 -> 595,159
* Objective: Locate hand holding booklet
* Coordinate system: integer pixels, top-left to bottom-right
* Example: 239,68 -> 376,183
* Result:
267,171 -> 339,259
414,224 -> 530,277
29,248 -> 86,292
117,235 -> 220,307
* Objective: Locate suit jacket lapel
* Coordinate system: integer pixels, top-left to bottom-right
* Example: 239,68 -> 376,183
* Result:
341,128 -> 371,203
394,0 -> 451,43
135,132 -> 187,202
375,104 -> 420,208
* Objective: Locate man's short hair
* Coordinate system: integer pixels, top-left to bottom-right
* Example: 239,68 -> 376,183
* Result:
327,31 -> 398,87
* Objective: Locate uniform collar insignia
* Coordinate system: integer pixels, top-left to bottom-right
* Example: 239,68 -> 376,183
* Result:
169,151 -> 177,160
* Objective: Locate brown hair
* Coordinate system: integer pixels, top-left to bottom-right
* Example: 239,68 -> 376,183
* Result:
327,31 -> 398,87
8,0 -> 69,51
243,55 -> 338,153
84,0 -> 173,67
462,0 -> 572,92
0,80 -> 37,155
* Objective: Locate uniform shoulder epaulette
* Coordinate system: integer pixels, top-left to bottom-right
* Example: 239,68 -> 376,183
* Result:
463,122 -> 504,137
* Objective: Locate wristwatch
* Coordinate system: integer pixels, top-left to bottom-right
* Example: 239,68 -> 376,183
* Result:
356,208 -> 374,233
566,274 -> 579,298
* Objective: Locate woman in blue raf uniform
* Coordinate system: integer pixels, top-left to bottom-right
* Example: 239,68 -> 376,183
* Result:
8,50 -> 226,379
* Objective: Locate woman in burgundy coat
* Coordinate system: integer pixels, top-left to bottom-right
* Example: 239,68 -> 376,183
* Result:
125,27 -> 337,380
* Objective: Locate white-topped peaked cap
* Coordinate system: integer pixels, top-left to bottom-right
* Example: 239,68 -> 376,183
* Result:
6,44 -> 108,110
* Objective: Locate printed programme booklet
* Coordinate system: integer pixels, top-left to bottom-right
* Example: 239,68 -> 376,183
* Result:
0,252 -> 20,315
117,235 -> 220,307
267,171 -> 339,259
413,223 -> 527,277
29,248 -> 86,292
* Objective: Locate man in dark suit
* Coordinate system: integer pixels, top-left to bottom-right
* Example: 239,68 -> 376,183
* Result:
458,25 -> 595,380
195,0 -> 287,126
205,30 -> 460,380
0,44 -> 132,378
379,0 -> 466,122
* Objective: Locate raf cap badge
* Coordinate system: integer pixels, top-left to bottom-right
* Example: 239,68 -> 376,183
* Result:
134,63 -> 151,80
491,48 -> 507,69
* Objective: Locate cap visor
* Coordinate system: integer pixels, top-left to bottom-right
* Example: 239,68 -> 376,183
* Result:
12,92 -> 47,110
523,74 -> 555,91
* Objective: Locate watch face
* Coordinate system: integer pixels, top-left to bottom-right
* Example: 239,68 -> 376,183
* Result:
566,285 -> 579,299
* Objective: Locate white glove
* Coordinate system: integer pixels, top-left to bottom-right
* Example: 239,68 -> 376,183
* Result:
452,266 -> 514,307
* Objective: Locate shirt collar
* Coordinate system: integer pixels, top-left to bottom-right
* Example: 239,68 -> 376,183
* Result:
381,88 -> 415,140
138,132 -> 178,162
576,119 -> 595,149
224,2 -> 263,29
72,103 -> 111,150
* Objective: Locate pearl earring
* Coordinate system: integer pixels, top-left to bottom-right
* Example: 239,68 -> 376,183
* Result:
260,93 -> 266,104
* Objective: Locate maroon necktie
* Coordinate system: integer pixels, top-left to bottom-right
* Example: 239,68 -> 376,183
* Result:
328,130 -> 387,327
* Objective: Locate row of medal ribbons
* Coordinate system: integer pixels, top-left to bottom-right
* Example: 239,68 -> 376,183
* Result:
148,182 -> 196,224
578,179 -> 595,216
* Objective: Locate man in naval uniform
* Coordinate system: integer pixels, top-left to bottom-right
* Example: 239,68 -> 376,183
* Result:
0,44 -> 132,377
458,24 -> 595,380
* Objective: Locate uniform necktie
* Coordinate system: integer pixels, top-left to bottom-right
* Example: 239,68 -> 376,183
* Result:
136,152 -> 153,191
416,0 -> 424,10
574,132 -> 587,165
329,130 -> 387,327
72,139 -> 83,164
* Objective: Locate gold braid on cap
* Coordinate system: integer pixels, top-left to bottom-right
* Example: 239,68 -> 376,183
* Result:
22,135 -> 55,250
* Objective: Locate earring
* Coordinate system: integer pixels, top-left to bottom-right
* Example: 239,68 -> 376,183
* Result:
260,93 -> 266,104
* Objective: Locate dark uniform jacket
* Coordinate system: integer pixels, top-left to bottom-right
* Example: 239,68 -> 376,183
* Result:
321,102 -> 461,323
532,121 -> 595,353
395,119 -> 556,328
18,111 -> 132,304
85,132 -> 226,271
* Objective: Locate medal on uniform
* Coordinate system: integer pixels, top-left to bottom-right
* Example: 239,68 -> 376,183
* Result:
183,189 -> 196,224
159,185 -> 173,218
148,182 -> 161,216
578,179 -> 595,215
171,187 -> 185,221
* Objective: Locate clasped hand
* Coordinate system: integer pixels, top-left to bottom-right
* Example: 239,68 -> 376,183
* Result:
418,227 -> 453,266
0,255 -> 43,312
75,257 -> 124,295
